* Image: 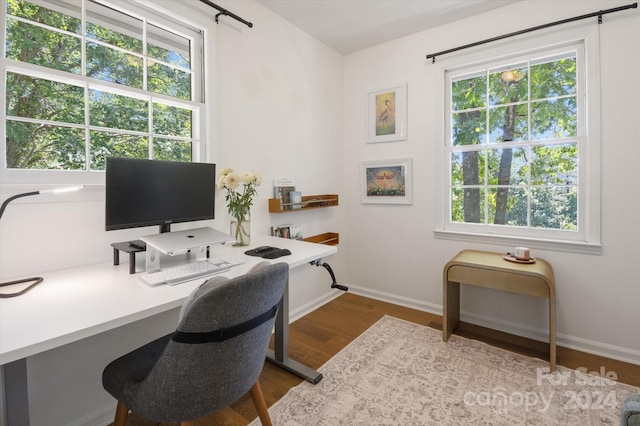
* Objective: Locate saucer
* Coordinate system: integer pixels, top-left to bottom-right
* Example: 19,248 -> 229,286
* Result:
503,253 -> 536,264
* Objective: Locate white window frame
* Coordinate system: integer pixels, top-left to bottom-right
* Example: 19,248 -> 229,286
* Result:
0,0 -> 207,185
433,25 -> 601,254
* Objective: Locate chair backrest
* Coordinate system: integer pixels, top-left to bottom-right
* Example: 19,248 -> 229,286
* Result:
126,261 -> 288,422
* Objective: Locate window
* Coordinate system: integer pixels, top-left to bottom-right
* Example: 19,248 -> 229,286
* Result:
437,31 -> 601,252
1,0 -> 204,183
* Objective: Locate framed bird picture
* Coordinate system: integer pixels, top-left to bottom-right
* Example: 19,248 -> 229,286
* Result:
366,83 -> 407,143
360,158 -> 413,204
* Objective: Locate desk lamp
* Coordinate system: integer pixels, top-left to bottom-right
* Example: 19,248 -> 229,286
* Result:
0,185 -> 84,298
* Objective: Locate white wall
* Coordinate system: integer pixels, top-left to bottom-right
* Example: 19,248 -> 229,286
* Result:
2,0 -> 639,423
343,0 -> 640,364
0,0 -> 345,424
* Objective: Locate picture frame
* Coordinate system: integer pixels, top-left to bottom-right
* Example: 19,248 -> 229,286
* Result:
367,83 -> 407,143
360,158 -> 413,204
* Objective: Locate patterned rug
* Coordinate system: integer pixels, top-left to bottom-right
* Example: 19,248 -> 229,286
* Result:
252,316 -> 638,425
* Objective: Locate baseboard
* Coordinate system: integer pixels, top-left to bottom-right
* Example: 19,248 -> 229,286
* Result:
347,285 -> 443,315
289,290 -> 344,323
348,285 -> 640,366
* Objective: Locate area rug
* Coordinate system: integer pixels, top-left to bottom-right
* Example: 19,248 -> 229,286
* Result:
251,316 -> 638,425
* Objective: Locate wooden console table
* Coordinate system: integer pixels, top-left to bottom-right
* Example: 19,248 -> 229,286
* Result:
443,250 -> 556,371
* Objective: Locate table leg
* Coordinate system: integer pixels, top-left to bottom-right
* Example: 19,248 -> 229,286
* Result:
443,280 -> 460,342
3,358 -> 30,425
549,293 -> 557,371
265,277 -> 323,384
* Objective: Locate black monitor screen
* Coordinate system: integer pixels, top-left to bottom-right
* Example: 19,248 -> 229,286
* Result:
105,157 -> 216,232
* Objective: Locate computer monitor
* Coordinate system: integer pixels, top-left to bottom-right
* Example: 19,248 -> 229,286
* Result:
105,157 -> 216,234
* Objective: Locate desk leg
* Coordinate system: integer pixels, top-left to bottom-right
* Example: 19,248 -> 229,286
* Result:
266,278 -> 323,384
549,293 -> 557,372
443,280 -> 460,342
3,358 -> 30,425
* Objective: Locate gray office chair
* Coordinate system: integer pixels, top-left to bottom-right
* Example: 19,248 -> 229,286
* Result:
102,261 -> 288,425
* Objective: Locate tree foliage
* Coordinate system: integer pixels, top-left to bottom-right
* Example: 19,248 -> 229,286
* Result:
450,57 -> 578,230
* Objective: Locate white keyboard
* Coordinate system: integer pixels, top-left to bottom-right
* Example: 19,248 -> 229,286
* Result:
139,256 -> 245,286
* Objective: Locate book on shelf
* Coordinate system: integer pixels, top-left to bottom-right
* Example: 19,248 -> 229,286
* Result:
289,224 -> 303,240
271,224 -> 303,240
271,224 -> 290,239
273,177 -> 296,211
290,191 -> 302,209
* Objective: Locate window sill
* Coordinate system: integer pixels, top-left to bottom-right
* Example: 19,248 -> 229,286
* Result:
433,229 -> 602,255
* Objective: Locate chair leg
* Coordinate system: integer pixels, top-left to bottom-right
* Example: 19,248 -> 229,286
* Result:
249,380 -> 272,426
113,401 -> 129,426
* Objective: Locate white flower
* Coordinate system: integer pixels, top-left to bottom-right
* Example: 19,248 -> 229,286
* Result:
224,172 -> 241,189
219,167 -> 233,177
217,175 -> 226,190
242,171 -> 255,184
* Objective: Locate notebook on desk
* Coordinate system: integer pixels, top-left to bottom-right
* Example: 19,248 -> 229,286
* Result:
140,227 -> 234,255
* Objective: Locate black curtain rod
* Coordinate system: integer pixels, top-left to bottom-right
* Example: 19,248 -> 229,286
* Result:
199,0 -> 253,28
426,2 -> 637,63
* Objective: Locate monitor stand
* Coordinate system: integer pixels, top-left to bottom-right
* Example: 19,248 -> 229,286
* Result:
111,240 -> 146,274
144,244 -> 208,273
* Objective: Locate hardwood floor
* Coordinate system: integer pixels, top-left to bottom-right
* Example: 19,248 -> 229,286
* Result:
118,293 -> 639,425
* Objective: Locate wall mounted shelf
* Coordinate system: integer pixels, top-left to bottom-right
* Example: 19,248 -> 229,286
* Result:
268,194 -> 339,246
268,194 -> 338,213
303,232 -> 339,246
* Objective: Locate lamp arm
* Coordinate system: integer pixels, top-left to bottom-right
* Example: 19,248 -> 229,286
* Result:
0,191 -> 39,220
0,187 -> 83,297
0,191 -> 42,297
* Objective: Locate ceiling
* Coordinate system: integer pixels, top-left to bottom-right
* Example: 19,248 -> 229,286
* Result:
256,0 -> 520,54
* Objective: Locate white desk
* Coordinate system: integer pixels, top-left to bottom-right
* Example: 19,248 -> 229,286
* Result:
0,235 -> 337,425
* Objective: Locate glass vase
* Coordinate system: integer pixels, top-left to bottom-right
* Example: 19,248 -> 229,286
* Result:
230,213 -> 251,246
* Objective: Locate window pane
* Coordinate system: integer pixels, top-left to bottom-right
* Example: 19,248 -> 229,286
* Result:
452,110 -> 486,146
3,0 -> 203,175
7,0 -> 81,33
451,187 -> 485,224
153,103 -> 191,137
488,187 -> 528,226
89,89 -> 148,132
451,74 -> 486,110
531,187 -> 577,230
488,65 -> 528,106
86,0 -> 142,53
487,147 -> 528,186
7,72 -> 84,123
488,104 -> 528,142
148,63 -> 191,100
148,23 -> 190,68
6,121 -> 85,170
451,150 -> 486,186
86,41 -> 143,88
5,20 -> 81,73
90,131 -> 148,170
531,97 -> 577,139
531,57 -> 576,100
446,47 -> 586,239
153,138 -> 192,161
531,143 -> 577,185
